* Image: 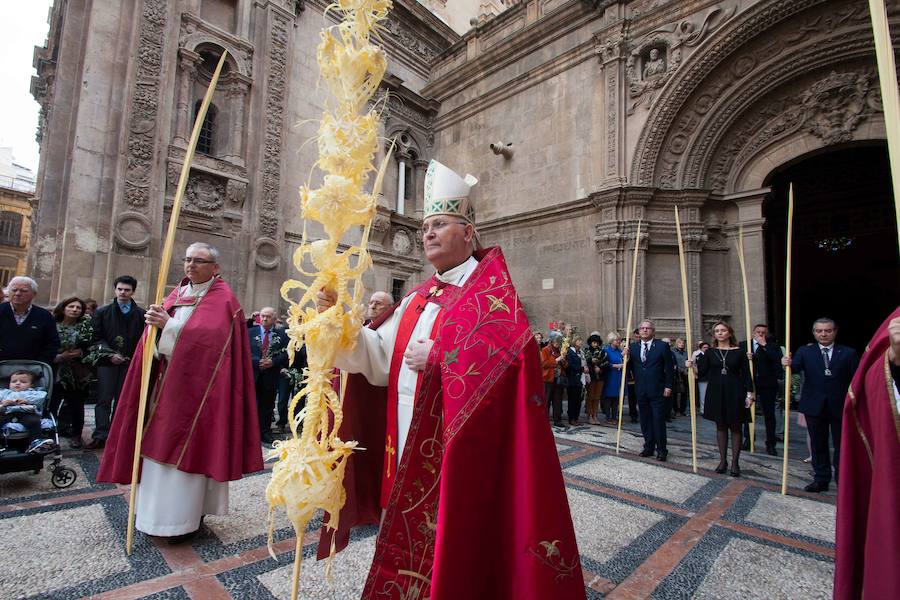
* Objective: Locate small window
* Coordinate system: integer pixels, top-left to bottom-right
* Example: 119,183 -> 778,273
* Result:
403,163 -> 413,201
0,212 -> 23,246
0,268 -> 13,287
194,100 -> 217,155
391,278 -> 405,302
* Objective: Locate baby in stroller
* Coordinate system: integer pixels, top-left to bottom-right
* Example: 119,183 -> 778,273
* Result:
0,370 -> 54,453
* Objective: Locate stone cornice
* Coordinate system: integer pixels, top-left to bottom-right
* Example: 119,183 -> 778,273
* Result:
424,0 -> 603,103
477,197 -> 595,233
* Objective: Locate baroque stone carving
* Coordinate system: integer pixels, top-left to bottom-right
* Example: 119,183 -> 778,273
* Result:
114,211 -> 153,250
371,214 -> 391,233
123,0 -> 168,209
383,17 -> 438,62
625,5 -> 736,114
254,237 -> 280,270
259,13 -> 290,238
801,71 -> 874,144
392,228 -> 412,255
632,0 -> 869,188
706,70 -> 878,190
186,172 -> 225,212
226,179 -> 248,208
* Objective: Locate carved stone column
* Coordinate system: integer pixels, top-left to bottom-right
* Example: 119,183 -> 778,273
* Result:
595,6 -> 627,186
225,75 -> 251,161
413,158 -> 428,219
725,187 -> 770,334
592,186 -> 652,335
176,48 -> 201,143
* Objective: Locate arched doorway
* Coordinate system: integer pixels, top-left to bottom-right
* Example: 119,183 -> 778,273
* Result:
764,143 -> 898,353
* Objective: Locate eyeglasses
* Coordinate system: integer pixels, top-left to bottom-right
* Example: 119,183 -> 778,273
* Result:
183,257 -> 215,265
420,220 -> 469,236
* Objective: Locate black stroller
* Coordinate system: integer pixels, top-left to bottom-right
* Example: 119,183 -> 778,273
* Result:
0,360 -> 77,488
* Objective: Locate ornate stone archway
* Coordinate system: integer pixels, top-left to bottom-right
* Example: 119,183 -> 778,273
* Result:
623,0 -> 891,338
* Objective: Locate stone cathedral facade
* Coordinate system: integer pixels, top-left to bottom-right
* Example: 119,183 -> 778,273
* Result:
30,0 -> 899,349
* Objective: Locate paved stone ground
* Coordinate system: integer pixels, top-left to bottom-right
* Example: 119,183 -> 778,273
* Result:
0,405 -> 835,599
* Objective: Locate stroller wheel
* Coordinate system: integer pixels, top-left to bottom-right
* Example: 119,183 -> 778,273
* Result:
51,466 -> 77,489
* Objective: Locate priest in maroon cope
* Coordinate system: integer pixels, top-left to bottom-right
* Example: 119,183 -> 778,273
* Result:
316,160 -> 585,599
834,306 -> 900,599
97,242 -> 263,542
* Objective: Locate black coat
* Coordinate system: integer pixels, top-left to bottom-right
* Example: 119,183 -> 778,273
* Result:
0,302 -> 60,365
91,300 -> 146,360
739,338 -> 783,390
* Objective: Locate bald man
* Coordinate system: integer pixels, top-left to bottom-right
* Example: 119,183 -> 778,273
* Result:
250,306 -> 289,444
365,291 -> 394,324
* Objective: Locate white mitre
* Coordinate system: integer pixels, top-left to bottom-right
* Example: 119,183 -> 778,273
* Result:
423,160 -> 478,223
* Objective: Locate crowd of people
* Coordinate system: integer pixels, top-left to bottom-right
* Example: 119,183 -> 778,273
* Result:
534,316 -> 860,490
0,157 -> 895,599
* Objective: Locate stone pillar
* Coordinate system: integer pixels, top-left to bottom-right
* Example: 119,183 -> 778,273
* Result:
592,186 -> 651,335
396,159 -> 406,215
595,8 -> 627,186
678,197 -> 707,345
413,159 -> 428,218
175,49 -> 201,143
725,187 -> 770,335
225,75 -> 251,161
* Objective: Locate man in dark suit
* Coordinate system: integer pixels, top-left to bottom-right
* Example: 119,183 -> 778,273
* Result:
0,276 -> 60,365
739,324 -> 783,456
250,306 -> 289,445
86,275 -> 146,449
627,320 -> 674,461
783,317 -> 858,493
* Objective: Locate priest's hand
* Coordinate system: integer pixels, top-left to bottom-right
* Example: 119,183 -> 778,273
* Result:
663,387 -> 672,397
889,316 -> 900,366
145,304 -> 170,328
781,354 -> 792,367
316,289 -> 337,313
404,338 -> 434,371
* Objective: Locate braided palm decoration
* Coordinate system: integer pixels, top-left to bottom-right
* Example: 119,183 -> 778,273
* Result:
265,0 -> 392,596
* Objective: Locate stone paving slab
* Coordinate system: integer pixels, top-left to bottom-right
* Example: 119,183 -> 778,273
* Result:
566,454 -> 710,505
0,413 -> 839,599
723,486 -> 836,547
652,526 -> 833,599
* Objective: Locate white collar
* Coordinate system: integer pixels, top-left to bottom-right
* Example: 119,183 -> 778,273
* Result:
435,256 -> 478,286
186,277 -> 215,293
819,344 -> 834,351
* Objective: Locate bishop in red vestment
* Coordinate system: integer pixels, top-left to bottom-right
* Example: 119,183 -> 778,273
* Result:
316,161 -> 585,599
98,242 -> 263,541
834,306 -> 900,599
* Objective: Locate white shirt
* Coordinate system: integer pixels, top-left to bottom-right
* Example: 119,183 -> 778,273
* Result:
157,278 -> 215,358
335,256 -> 479,461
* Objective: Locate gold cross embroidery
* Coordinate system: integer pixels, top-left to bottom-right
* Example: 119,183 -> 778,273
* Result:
385,434 -> 396,477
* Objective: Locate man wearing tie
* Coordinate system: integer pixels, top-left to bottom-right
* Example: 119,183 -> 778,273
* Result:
250,306 -> 289,445
783,318 -> 858,492
627,320 -> 675,461
739,324 -> 783,456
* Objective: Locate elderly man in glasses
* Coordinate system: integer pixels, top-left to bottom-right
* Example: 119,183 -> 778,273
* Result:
99,242 -> 263,544
316,161 -> 584,599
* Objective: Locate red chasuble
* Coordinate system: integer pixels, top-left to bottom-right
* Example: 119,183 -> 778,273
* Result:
97,277 -> 263,484
834,306 -> 900,600
319,247 -> 585,600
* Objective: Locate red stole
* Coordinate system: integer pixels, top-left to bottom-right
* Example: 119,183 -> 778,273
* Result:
834,306 -> 900,599
320,247 -> 585,600
382,285 -> 446,507
97,277 -> 263,484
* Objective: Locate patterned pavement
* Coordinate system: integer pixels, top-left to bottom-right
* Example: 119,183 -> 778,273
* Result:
0,409 -> 835,599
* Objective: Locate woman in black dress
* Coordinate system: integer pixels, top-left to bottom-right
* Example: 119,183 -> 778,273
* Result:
687,321 -> 754,476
